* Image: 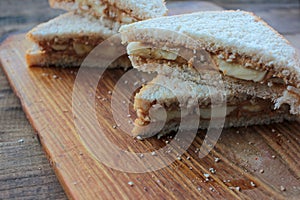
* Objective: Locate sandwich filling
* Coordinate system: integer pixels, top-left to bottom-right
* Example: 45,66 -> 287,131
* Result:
131,74 -> 295,136
76,0 -> 138,23
134,98 -> 283,127
37,37 -> 104,57
127,42 -> 284,85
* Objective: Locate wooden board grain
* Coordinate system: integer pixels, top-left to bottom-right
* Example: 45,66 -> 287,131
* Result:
1,34 -> 300,200
0,2 -> 300,199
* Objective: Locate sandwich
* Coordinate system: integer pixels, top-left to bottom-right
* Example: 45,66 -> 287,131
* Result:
26,12 -> 130,67
133,75 -> 295,137
26,0 -> 167,67
49,0 -> 168,24
119,10 -> 300,136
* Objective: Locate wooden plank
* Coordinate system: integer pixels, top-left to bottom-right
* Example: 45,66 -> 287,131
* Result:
0,33 -> 299,199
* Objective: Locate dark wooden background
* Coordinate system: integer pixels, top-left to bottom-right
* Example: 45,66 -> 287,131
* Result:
0,0 -> 299,199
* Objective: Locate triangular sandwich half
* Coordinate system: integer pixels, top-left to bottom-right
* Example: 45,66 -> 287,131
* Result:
49,0 -> 168,24
133,75 -> 295,137
120,10 -> 300,115
26,12 -> 130,67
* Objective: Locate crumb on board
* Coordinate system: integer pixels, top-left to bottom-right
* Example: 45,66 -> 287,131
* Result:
209,168 -> 216,174
128,181 -> 134,186
17,139 -> 24,143
280,186 -> 286,191
136,136 -> 143,140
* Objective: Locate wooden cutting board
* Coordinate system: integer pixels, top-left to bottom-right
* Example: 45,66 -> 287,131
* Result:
0,2 -> 300,199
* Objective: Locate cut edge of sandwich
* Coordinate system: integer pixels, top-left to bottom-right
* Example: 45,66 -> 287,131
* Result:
132,75 -> 296,137
26,12 -> 131,68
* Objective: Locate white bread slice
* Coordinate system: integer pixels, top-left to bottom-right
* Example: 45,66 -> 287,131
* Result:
133,75 -> 295,137
26,12 -> 130,68
120,10 -> 300,114
49,0 -> 168,21
120,11 -> 300,83
27,12 -> 120,43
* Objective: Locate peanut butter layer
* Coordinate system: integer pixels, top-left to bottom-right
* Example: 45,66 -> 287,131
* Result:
127,42 -> 292,86
38,37 -> 104,57
134,98 -> 283,126
76,0 -> 139,23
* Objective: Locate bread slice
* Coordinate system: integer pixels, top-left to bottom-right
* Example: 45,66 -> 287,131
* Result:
133,75 -> 295,137
119,10 -> 300,114
49,0 -> 168,23
26,12 -> 130,68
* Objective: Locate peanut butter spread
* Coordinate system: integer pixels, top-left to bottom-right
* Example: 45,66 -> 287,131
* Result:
134,98 -> 286,126
127,42 -> 288,85
39,37 -> 104,57
76,0 -> 138,23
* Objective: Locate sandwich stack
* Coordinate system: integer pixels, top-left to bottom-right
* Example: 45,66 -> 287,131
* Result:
119,11 -> 300,137
26,0 -> 167,67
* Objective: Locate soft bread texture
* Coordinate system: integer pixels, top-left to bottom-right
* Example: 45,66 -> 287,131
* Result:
27,12 -> 120,43
49,0 -> 168,20
133,75 -> 295,137
120,10 -> 300,86
135,74 -> 248,107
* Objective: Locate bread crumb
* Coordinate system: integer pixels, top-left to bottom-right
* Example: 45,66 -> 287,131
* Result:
17,139 -> 24,144
136,136 -> 143,140
204,173 -> 210,178
214,157 -> 221,163
280,186 -> 286,191
128,181 -> 134,186
209,168 -> 216,174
